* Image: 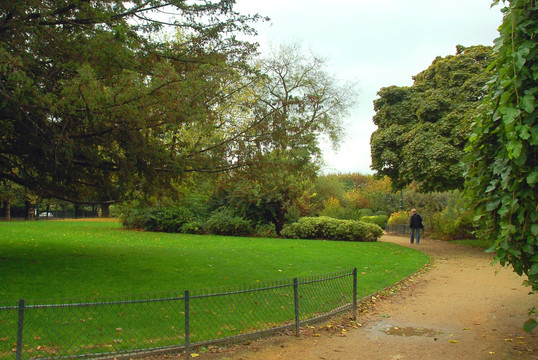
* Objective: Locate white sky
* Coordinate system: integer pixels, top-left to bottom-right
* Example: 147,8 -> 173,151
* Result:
234,0 -> 504,174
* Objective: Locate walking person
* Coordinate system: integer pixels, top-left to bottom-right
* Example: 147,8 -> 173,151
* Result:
409,209 -> 423,244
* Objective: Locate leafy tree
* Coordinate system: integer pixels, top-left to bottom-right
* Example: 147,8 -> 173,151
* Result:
219,44 -> 358,234
0,0 -> 263,205
465,0 -> 537,298
245,43 -> 357,160
371,45 -> 494,192
225,151 -> 316,234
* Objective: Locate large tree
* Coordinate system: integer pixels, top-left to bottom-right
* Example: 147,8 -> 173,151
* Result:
370,45 -> 494,192
0,0 -> 263,205
220,44 -> 359,234
465,0 -> 537,297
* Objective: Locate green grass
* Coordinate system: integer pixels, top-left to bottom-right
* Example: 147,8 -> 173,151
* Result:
0,220 -> 429,358
0,220 -> 428,301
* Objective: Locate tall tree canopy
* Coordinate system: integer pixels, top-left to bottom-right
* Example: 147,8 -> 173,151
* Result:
370,45 -> 494,192
465,0 -> 537,295
217,44 -> 358,234
0,0 -> 263,204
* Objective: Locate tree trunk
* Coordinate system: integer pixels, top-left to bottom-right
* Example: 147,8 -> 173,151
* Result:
274,204 -> 286,236
5,198 -> 10,221
101,203 -> 110,218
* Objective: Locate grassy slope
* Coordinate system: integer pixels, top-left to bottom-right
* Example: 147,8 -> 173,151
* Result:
0,220 -> 429,302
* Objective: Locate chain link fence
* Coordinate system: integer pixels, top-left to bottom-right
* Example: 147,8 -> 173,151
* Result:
0,269 -> 357,360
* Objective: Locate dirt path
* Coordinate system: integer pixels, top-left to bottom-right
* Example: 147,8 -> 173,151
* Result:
151,235 -> 538,360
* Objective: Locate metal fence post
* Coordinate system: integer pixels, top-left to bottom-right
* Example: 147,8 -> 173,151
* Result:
16,299 -> 25,360
352,268 -> 357,321
184,290 -> 190,359
293,278 -> 299,336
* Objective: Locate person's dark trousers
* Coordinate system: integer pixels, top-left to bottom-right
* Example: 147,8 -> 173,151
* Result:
410,228 -> 421,244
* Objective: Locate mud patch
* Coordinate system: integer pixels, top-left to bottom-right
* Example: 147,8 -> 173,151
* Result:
385,326 -> 439,337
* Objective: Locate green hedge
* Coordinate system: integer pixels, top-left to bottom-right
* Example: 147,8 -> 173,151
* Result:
120,206 -> 194,232
204,209 -> 253,236
280,216 -> 383,242
359,215 -> 389,229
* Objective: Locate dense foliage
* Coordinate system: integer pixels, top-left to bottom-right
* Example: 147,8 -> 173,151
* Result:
280,216 -> 383,242
465,0 -> 537,295
0,0 -> 263,204
371,45 -> 494,191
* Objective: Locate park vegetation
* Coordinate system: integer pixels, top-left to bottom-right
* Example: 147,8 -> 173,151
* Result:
0,0 -> 536,322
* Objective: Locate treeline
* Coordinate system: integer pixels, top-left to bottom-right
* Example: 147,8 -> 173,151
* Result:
117,172 -> 474,241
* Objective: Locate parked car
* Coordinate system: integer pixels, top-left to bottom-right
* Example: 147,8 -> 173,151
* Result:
39,212 -> 54,218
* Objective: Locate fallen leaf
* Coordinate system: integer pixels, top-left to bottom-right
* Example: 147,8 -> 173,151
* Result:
190,354 -> 199,358
448,340 -> 459,343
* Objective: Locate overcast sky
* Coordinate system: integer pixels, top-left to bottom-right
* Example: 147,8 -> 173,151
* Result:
234,0 -> 504,174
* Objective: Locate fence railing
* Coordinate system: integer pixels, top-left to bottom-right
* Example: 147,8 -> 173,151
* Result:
0,269 -> 358,360
385,224 -> 410,236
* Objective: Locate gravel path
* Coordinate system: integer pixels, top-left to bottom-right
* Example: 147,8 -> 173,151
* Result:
146,235 -> 538,360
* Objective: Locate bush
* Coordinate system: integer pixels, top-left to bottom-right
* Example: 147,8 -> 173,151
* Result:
180,221 -> 205,235
430,207 -> 476,240
205,209 -> 253,236
360,215 -> 389,229
120,208 -> 148,230
388,211 -> 409,225
120,206 -> 194,232
356,208 -> 374,217
253,223 -> 278,238
281,216 -> 383,242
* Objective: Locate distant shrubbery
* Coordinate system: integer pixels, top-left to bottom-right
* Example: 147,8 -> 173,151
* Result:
204,209 -> 253,236
280,216 -> 383,242
120,206 -> 194,233
120,205 -> 274,237
429,205 -> 476,240
359,215 -> 389,229
387,211 -> 409,226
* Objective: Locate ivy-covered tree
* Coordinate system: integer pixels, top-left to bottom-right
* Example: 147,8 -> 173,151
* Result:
371,45 -> 494,192
0,0 -> 263,205
465,0 -> 537,299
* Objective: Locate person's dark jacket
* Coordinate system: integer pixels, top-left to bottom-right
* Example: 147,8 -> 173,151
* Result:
409,213 -> 424,229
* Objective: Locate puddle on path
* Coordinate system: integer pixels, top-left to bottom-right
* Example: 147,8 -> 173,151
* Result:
385,326 -> 439,337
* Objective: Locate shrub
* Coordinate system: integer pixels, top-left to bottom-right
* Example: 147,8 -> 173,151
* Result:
356,208 -> 374,217
180,221 -> 205,235
388,211 -> 409,225
252,223 -> 278,238
120,208 -> 149,230
120,206 -> 194,232
360,215 -> 389,229
205,209 -> 253,236
430,207 -> 476,240
281,216 -> 383,242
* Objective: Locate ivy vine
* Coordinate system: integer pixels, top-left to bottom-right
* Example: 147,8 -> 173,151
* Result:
465,0 -> 537,330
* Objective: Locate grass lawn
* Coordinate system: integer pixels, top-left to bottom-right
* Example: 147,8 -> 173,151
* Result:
0,220 -> 429,301
0,220 -> 429,358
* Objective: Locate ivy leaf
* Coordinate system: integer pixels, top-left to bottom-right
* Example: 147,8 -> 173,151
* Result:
500,106 -> 520,125
531,126 -> 538,145
523,318 -> 537,333
507,140 -> 523,158
531,224 -> 538,237
514,47 -> 530,70
527,171 -> 538,186
518,124 -> 531,140
520,93 -> 535,114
